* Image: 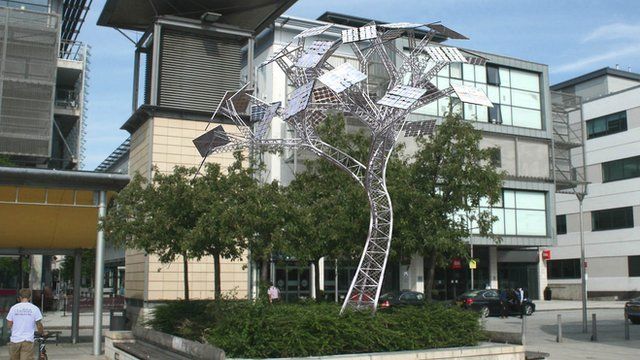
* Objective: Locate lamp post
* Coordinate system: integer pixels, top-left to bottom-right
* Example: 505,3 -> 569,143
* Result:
576,183 -> 588,333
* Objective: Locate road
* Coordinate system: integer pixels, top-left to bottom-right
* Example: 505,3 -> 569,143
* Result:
484,308 -> 640,359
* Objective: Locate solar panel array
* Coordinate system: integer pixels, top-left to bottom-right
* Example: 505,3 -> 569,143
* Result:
253,102 -> 281,139
294,24 -> 333,39
403,120 -> 437,137
261,43 -> 297,67
426,24 -> 469,40
193,125 -> 231,157
341,25 -> 377,43
425,46 -> 467,63
318,63 -> 367,93
377,85 -> 426,109
451,84 -> 494,107
313,86 -> 339,104
295,41 -> 334,68
380,22 -> 423,29
284,81 -> 315,120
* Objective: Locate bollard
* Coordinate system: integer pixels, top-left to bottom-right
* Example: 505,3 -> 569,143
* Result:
556,314 -> 563,343
591,313 -> 597,342
625,317 -> 630,340
521,313 -> 527,345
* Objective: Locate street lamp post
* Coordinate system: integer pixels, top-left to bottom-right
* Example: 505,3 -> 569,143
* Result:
576,186 -> 588,333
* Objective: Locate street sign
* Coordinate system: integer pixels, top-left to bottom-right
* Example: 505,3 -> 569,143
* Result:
469,259 -> 477,269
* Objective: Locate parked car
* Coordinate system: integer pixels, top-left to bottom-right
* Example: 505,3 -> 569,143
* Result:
456,289 -> 536,318
624,297 -> 640,324
379,291 -> 425,309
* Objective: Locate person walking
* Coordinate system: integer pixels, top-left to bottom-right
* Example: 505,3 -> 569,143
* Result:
6,288 -> 44,360
499,289 -> 509,319
516,287 -> 525,319
267,282 -> 280,304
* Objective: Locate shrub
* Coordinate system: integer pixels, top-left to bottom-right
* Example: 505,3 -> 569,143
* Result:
148,301 -> 485,358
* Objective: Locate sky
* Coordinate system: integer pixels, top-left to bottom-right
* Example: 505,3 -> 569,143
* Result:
79,0 -> 640,170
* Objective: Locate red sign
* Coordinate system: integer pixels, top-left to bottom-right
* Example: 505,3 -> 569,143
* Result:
451,258 -> 462,270
542,249 -> 551,260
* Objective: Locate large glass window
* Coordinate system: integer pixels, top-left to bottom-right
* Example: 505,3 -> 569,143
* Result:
586,111 -> 627,139
477,189 -> 547,237
547,258 -> 580,279
486,65 -> 500,85
629,256 -> 640,277
556,215 -> 567,235
602,155 -> 640,182
591,207 -> 634,231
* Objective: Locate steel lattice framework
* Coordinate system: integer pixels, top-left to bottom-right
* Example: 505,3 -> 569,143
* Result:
193,21 -> 492,313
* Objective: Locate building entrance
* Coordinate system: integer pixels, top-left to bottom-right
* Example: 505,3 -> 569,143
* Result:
498,263 -> 539,300
274,263 -> 311,302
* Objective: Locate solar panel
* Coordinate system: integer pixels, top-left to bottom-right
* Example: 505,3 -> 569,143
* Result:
466,56 -> 487,65
425,47 -> 467,63
295,41 -> 334,68
377,93 -> 418,109
294,24 -> 332,39
193,125 -> 231,157
307,111 -> 327,127
253,102 -> 281,139
380,22 -> 423,29
388,85 -> 427,99
318,63 -> 367,93
451,84 -> 493,107
284,81 -> 315,120
313,86 -> 339,104
403,120 -> 437,137
342,25 -> 377,43
426,24 -> 469,40
381,28 -> 406,42
341,28 -> 360,43
261,43 -> 298,67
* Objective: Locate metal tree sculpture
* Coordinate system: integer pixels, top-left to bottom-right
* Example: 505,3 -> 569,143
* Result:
193,21 -> 493,313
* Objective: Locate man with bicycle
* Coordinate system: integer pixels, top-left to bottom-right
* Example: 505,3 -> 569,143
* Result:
6,288 -> 45,360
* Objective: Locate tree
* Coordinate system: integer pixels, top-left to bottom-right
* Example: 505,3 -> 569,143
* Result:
390,110 -> 504,300
59,250 -> 95,286
103,168 -> 199,300
0,155 -> 13,166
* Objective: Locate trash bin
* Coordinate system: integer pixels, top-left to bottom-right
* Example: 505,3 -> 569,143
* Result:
109,309 -> 127,331
543,286 -> 552,301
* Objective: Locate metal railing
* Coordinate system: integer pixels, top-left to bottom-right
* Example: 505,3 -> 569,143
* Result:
59,39 -> 85,61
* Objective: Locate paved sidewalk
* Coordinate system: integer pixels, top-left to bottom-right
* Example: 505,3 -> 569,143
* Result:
0,342 -> 105,359
535,300 -> 626,312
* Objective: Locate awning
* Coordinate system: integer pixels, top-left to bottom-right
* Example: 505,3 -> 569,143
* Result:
97,0 -> 298,34
0,167 -> 129,251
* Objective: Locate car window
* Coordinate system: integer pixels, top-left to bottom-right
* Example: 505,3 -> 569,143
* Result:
461,290 -> 482,297
380,293 -> 396,300
483,290 -> 499,298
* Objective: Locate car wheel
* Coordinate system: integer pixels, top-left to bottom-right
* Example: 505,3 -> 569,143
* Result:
524,304 -> 533,316
480,306 -> 490,318
631,317 -> 640,325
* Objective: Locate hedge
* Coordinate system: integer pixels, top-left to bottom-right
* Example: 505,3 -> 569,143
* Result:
147,300 -> 485,358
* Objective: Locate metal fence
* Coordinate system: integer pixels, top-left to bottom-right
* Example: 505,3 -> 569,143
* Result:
0,6 -> 58,158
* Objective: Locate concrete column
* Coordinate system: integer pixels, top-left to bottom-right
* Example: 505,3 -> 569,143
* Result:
489,246 -> 498,289
310,263 -> 316,299
318,257 -> 325,291
93,191 -> 107,355
71,250 -> 81,344
409,254 -> 424,292
538,250 -> 548,300
29,255 -> 43,291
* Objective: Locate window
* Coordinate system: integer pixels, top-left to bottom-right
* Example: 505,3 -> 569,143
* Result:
591,207 -> 634,231
486,65 -> 500,85
547,259 -> 581,279
450,63 -> 462,79
556,215 -> 567,235
629,256 -> 640,277
488,103 -> 502,124
477,189 -> 547,236
586,111 -> 627,139
602,155 -> 640,182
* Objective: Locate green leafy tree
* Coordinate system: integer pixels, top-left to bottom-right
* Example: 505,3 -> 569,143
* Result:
0,155 -> 13,166
59,250 -> 95,285
103,168 -> 199,300
390,110 -> 504,299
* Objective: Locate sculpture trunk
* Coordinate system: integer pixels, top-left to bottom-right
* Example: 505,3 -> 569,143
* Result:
341,133 -> 397,313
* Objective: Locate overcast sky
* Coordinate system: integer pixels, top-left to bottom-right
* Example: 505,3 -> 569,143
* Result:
79,0 -> 640,170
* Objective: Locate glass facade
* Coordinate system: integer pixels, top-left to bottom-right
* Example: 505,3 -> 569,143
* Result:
413,58 -> 543,130
591,207 -> 634,231
469,189 -> 547,236
547,258 -> 580,279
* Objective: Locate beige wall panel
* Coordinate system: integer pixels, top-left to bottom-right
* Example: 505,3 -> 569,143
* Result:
586,164 -> 602,184
517,139 -> 550,178
587,256 -> 628,278
480,135 -> 516,175
628,106 -> 640,130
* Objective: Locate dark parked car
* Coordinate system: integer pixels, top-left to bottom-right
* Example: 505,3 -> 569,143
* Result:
457,289 -> 535,318
379,291 -> 425,309
625,297 -> 640,324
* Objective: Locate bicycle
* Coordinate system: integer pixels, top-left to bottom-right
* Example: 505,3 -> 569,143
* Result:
34,332 -> 50,360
